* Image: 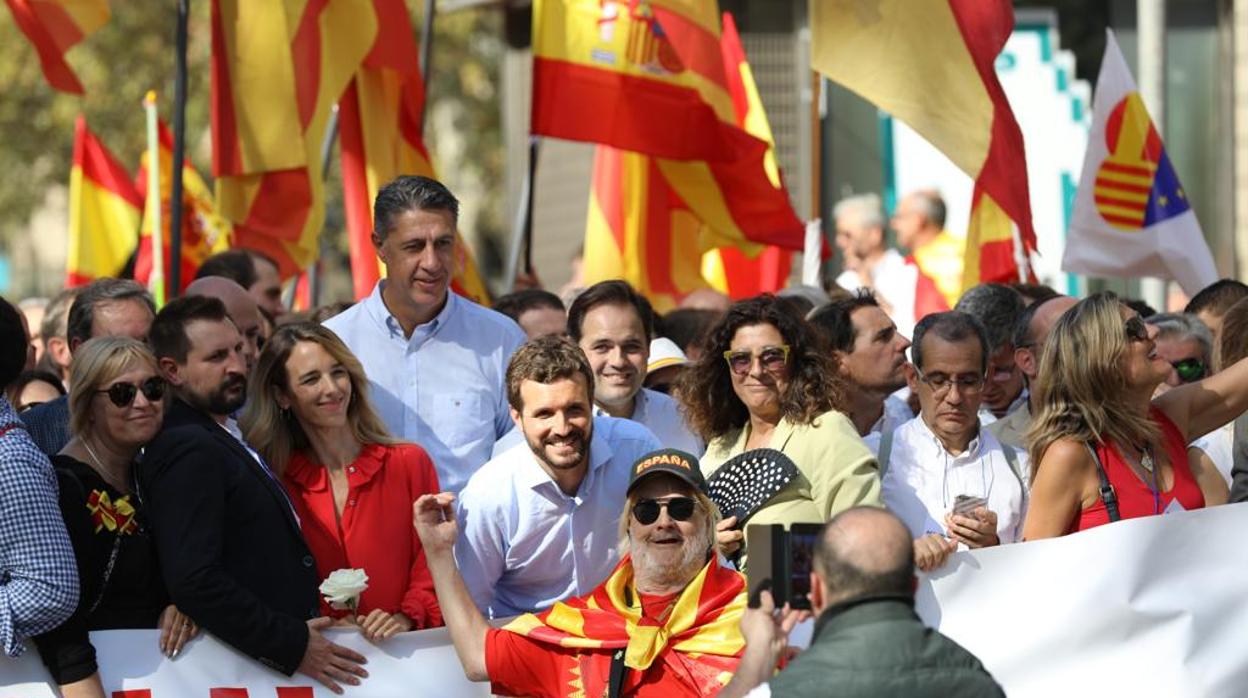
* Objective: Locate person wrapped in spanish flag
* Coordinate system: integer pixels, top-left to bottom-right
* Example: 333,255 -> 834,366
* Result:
412,448 -> 746,697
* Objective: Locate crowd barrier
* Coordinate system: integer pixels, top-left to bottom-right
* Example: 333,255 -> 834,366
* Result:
5,503 -> 1247,697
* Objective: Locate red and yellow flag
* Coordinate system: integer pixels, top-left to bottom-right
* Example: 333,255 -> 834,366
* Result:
811,0 -> 1036,296
503,556 -> 745,694
5,0 -> 108,94
338,0 -> 490,304
134,121 -> 232,298
702,12 -> 792,297
66,116 -> 140,286
574,6 -> 803,309
211,0 -> 376,279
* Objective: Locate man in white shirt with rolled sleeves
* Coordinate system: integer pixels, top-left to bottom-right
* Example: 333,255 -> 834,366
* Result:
455,336 -> 660,618
865,311 -> 1028,573
324,176 -> 526,493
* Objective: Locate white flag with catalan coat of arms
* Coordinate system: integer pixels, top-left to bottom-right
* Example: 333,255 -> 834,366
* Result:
1063,31 -> 1217,295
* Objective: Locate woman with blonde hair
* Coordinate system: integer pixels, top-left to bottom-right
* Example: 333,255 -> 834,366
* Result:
1023,292 -> 1243,538
241,323 -> 441,639
34,337 -> 197,698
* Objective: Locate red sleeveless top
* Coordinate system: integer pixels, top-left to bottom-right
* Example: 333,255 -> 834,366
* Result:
1073,407 -> 1205,533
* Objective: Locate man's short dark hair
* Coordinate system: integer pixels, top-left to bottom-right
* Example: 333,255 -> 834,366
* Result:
1185,278 -> 1248,320
196,249 -> 259,289
814,507 -> 914,600
373,175 -> 460,242
66,279 -> 156,350
1124,298 -> 1157,319
493,289 -> 565,322
914,190 -> 947,228
41,288 -> 79,344
0,296 -> 28,387
953,283 -> 1024,352
150,295 -> 231,364
911,311 -> 989,374
566,280 -> 655,343
1010,282 -> 1059,306
505,335 -> 594,411
657,308 -> 719,355
808,290 -> 880,353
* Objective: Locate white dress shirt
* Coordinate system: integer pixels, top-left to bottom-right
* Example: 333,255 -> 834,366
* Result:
1191,423 -> 1234,486
593,387 -> 703,455
836,249 -> 919,339
866,416 -> 1029,545
324,283 -> 526,493
869,394 -> 915,437
454,416 -> 661,618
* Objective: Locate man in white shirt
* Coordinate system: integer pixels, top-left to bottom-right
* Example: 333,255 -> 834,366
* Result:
567,280 -> 702,454
324,176 -> 526,493
808,290 -> 913,438
455,336 -> 661,618
865,311 -> 1028,572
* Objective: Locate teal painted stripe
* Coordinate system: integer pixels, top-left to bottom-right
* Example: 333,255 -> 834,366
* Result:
1061,171 -> 1080,296
879,112 -> 897,214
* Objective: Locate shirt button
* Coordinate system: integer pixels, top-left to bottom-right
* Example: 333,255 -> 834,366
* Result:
348,499 -> 356,507
348,466 -> 356,473
302,555 -> 314,567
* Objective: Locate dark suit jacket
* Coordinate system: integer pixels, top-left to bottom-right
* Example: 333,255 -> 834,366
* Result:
137,399 -> 319,675
19,394 -> 70,457
1229,413 -> 1248,504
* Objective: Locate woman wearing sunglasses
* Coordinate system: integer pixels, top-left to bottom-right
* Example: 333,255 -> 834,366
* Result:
1023,293 -> 1239,539
241,323 -> 441,641
33,337 -> 197,698
678,295 -> 880,568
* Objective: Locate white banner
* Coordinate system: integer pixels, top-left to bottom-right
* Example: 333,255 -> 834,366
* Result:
5,504 -> 1248,697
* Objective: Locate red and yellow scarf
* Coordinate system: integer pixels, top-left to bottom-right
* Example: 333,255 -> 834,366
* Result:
504,554 -> 746,690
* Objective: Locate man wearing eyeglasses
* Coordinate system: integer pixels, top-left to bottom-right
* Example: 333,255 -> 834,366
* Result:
416,447 -> 748,696
865,312 -> 1028,572
455,336 -> 661,619
988,294 -> 1078,451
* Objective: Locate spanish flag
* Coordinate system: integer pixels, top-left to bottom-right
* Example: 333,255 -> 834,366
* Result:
66,116 -> 140,286
5,0 -> 108,94
211,0 -> 376,279
503,556 -> 745,694
701,13 -> 792,298
134,121 -> 232,298
811,0 -> 1036,294
338,0 -> 490,304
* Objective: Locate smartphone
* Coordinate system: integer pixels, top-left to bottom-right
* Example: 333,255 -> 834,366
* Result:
952,494 -> 987,516
745,524 -> 785,608
787,524 -> 820,611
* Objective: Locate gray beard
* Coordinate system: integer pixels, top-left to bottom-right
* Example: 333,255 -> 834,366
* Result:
632,522 -> 714,593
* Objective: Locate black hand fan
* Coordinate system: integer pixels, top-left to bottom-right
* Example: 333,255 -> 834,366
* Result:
706,448 -> 799,528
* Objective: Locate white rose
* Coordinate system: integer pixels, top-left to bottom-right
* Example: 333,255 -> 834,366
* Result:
319,568 -> 369,610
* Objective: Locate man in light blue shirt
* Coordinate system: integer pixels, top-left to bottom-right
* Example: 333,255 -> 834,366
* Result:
455,336 -> 660,617
324,176 -> 525,493
567,280 -> 703,454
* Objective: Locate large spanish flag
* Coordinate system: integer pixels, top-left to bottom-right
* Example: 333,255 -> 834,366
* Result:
338,0 -> 490,304
134,121 -> 232,299
701,12 -> 792,298
66,116 -> 140,286
5,0 -> 108,94
811,0 -> 1036,294
211,0 -> 376,279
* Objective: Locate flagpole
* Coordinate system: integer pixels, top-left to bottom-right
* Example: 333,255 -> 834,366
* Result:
306,109 -> 340,309
419,0 -> 436,95
169,0 -> 190,297
144,92 -> 166,308
505,137 -> 540,291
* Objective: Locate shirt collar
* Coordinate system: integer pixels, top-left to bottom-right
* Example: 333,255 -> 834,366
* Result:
517,418 -> 613,494
914,413 -> 983,460
367,280 -> 458,340
592,389 -> 645,421
285,443 -> 387,492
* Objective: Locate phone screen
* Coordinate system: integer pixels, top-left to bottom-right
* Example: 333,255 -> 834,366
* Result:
788,524 -> 820,610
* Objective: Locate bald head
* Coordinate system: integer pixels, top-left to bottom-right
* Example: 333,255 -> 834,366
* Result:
184,276 -> 262,371
1028,295 -> 1077,349
814,507 -> 914,606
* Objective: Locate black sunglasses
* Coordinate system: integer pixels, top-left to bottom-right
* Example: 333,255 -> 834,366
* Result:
1171,357 -> 1206,383
632,497 -> 697,525
96,376 -> 166,408
1124,316 -> 1149,343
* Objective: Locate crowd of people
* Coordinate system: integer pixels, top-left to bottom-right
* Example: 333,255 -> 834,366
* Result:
3,175 -> 1248,697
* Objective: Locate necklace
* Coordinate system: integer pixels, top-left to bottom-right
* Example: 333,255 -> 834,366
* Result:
82,438 -> 128,492
1137,445 -> 1155,474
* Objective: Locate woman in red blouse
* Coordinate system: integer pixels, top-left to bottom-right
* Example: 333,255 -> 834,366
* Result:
241,323 -> 442,639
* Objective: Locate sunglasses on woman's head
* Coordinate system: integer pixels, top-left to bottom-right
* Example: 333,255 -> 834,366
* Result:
631,497 -> 697,525
96,376 -> 166,408
1124,316 -> 1149,343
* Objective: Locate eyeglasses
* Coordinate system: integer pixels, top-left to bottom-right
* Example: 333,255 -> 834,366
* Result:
1171,357 -> 1207,383
631,497 -> 697,525
915,368 -> 985,398
723,345 -> 790,376
1124,316 -> 1149,343
96,376 -> 166,408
